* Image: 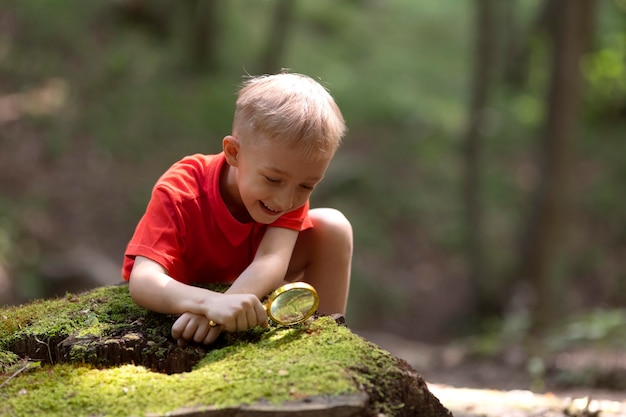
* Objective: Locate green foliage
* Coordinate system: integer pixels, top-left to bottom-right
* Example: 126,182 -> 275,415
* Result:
545,308 -> 626,351
584,37 -> 626,97
583,3 -> 626,118
464,306 -> 626,391
469,307 -> 626,355
1,0 -> 626,343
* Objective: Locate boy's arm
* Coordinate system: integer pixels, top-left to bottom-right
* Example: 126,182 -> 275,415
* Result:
226,226 -> 300,297
128,256 -> 215,314
128,256 -> 267,332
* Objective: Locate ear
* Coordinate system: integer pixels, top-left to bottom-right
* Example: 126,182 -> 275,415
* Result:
222,135 -> 240,167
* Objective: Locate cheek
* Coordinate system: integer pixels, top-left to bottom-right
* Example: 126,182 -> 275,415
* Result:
294,189 -> 312,206
242,176 -> 267,195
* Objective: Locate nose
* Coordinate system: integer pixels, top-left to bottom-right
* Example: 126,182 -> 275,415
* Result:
274,187 -> 296,211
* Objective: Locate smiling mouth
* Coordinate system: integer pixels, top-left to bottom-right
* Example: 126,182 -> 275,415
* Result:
261,201 -> 281,214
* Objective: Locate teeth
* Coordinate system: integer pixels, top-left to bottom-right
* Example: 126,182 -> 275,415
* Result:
263,202 -> 278,212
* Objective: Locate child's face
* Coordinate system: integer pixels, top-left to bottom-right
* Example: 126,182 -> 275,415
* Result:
223,135 -> 333,224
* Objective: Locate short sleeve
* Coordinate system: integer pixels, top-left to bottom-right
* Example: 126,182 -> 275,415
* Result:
122,185 -> 185,280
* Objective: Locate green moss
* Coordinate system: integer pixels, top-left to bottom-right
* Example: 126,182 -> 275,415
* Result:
0,285 -> 409,416
0,350 -> 19,371
67,343 -> 98,364
0,285 -> 147,352
0,317 -> 393,416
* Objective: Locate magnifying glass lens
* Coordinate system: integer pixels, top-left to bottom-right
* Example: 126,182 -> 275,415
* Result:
266,283 -> 319,325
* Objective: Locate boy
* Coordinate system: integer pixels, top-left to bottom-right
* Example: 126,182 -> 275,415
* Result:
122,72 -> 352,346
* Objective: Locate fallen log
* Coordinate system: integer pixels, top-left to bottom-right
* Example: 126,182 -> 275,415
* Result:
0,284 -> 452,417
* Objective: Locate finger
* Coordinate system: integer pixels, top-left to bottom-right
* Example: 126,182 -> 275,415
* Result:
222,317 -> 237,333
203,326 -> 221,345
181,316 -> 201,341
193,319 -> 211,344
255,301 -> 268,326
245,306 -> 259,330
237,311 -> 248,332
171,313 -> 193,340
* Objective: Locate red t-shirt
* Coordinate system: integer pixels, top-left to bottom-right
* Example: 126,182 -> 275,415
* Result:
122,153 -> 312,284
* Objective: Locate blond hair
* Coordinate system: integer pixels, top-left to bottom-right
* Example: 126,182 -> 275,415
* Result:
233,72 -> 346,157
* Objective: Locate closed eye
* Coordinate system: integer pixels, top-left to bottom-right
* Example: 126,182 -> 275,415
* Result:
264,176 -> 281,184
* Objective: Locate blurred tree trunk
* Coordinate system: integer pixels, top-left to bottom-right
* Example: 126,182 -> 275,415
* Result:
181,0 -> 220,73
502,0 -> 557,89
519,0 -> 596,333
258,0 -> 296,74
463,0 -> 497,318
501,0 -> 527,88
109,0 -> 171,40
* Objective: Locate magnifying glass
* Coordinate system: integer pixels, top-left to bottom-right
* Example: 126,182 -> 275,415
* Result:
264,282 -> 319,326
207,282 -> 319,328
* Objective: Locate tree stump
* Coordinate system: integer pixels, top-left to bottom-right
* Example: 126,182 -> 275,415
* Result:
0,284 -> 452,417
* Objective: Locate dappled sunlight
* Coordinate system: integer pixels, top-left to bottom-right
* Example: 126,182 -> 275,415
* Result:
429,384 -> 626,417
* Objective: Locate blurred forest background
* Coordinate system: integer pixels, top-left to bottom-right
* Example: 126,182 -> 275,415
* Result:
0,0 -> 625,361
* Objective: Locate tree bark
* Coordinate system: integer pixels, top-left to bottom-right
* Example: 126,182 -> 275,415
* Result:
519,0 -> 596,333
463,0 -> 497,317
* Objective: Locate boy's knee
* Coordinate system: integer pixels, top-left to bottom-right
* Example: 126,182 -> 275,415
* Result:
309,208 -> 353,245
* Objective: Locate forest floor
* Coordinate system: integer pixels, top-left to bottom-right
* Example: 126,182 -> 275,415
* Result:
358,330 -> 626,417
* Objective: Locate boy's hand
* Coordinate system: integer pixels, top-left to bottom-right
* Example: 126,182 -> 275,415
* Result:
171,293 -> 268,345
172,312 -> 221,346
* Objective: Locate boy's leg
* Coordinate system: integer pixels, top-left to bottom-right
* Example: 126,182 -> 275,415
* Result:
285,208 -> 353,315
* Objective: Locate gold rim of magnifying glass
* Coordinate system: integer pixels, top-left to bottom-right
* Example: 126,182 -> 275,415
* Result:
266,282 -> 319,325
